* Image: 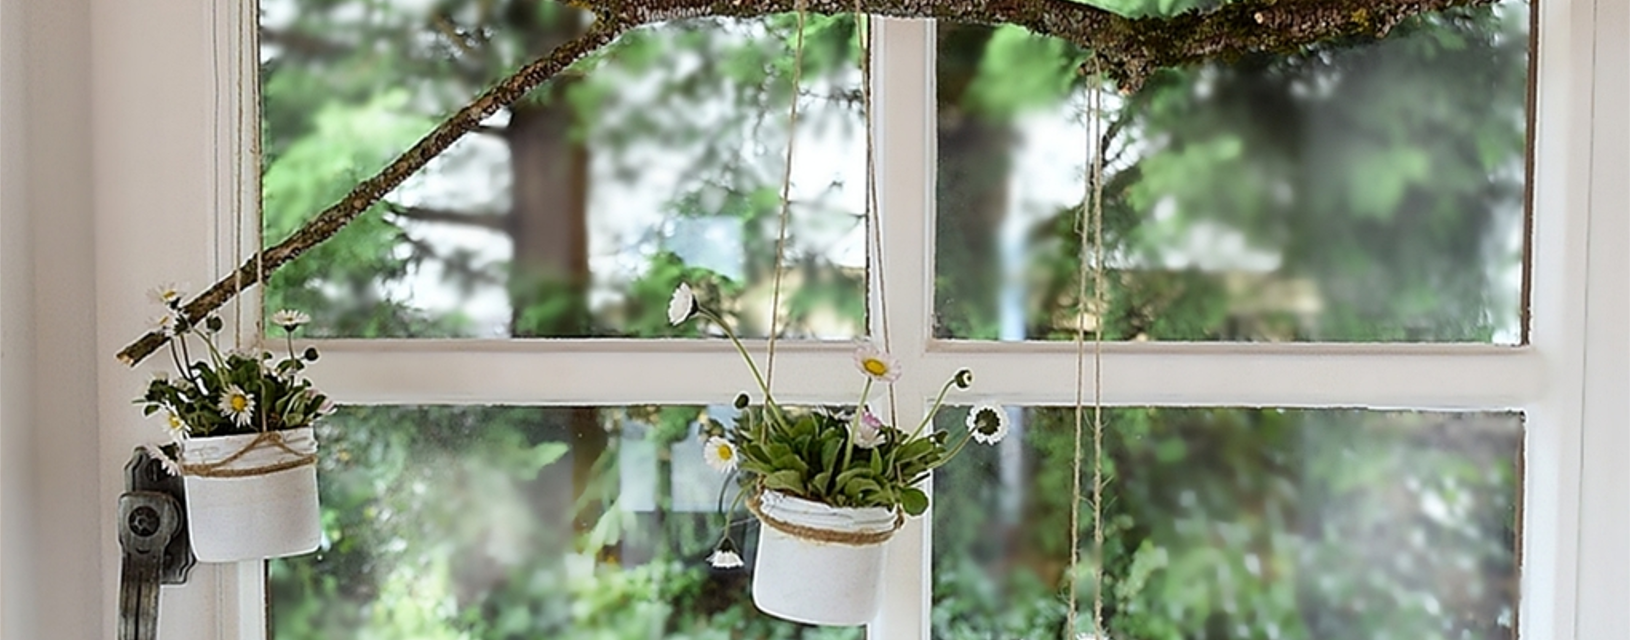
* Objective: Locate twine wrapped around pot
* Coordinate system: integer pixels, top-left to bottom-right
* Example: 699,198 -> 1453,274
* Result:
181,429 -> 317,478
746,490 -> 904,546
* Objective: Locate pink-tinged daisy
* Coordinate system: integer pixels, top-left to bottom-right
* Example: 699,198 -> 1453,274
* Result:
852,343 -> 901,383
852,410 -> 886,449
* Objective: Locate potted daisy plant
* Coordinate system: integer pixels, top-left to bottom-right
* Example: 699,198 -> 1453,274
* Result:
668,283 -> 1009,626
135,284 -> 333,563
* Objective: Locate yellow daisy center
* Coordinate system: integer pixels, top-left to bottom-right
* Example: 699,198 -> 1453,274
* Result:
229,394 -> 249,412
168,415 -> 183,428
862,358 -> 889,376
715,444 -> 734,461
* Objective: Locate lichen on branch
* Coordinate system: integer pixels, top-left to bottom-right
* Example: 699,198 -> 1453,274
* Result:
116,0 -> 1493,366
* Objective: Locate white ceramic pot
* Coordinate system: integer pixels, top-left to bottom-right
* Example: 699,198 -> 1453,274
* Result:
750,490 -> 900,626
180,427 -> 321,563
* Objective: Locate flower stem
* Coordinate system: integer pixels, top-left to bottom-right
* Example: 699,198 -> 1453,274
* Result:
927,429 -> 976,473
698,308 -> 771,400
910,377 -> 959,440
836,378 -> 873,489
698,307 -> 792,430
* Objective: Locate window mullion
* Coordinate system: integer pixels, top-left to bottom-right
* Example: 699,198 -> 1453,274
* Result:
869,16 -> 936,640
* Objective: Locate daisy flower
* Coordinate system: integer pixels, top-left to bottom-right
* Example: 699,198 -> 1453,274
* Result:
271,309 -> 311,332
162,411 -> 190,442
853,342 -> 901,383
668,283 -> 697,326
139,442 -> 182,477
702,436 -> 737,473
147,282 -> 187,307
966,403 -> 1010,445
218,385 -> 256,427
707,538 -> 745,570
852,410 -> 886,449
150,312 -> 178,336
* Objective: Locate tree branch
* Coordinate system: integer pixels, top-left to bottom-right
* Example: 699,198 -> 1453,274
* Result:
584,0 -> 1493,87
116,19 -> 628,366
117,0 -> 1492,366
387,204 -> 509,232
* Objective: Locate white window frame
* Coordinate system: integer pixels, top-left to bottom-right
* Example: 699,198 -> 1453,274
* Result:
70,1 -> 1627,639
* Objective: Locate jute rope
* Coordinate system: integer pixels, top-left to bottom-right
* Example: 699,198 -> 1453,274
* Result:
764,0 -> 809,388
181,431 -> 317,479
746,490 -> 904,547
1067,58 -> 1109,640
850,6 -> 899,422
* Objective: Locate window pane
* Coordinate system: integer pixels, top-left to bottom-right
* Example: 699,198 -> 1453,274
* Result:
260,2 -> 866,339
934,3 -> 1529,343
931,408 -> 1521,639
269,405 -> 861,639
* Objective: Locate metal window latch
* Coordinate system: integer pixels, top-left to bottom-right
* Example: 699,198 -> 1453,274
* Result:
118,447 -> 196,640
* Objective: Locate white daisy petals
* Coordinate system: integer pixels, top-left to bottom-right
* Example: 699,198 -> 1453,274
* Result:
271,309 -> 311,330
707,548 -> 745,569
139,442 -> 182,477
668,283 -> 697,326
163,411 -> 190,442
702,436 -> 737,473
218,384 -> 256,427
148,282 -> 187,307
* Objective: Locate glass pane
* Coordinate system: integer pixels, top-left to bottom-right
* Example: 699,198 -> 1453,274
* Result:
260,2 -> 866,339
934,3 -> 1529,343
270,405 -> 862,639
931,408 -> 1521,639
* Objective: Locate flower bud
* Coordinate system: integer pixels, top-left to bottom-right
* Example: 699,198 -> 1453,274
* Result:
733,393 -> 750,409
953,368 -> 973,390
304,347 -> 320,362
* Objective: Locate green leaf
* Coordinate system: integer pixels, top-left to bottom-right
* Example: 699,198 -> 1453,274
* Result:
763,470 -> 805,495
820,438 -> 842,472
810,471 -> 832,495
900,487 -> 930,516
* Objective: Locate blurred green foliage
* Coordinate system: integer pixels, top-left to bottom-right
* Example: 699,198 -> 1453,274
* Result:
261,0 -> 1526,637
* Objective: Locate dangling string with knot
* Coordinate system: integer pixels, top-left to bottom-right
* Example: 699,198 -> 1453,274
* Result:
1067,55 -> 1109,640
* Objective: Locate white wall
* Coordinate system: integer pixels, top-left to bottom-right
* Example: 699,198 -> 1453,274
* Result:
0,0 -> 34,636
5,0 -> 103,637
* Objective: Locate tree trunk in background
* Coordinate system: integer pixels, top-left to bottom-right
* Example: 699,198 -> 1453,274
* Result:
501,9 -> 612,558
934,24 -> 1013,340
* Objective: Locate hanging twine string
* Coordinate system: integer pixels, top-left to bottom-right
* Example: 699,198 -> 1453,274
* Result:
849,4 -> 898,422
1068,57 -> 1109,640
764,0 -> 809,388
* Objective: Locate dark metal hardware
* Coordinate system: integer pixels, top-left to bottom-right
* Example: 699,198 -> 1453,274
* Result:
118,447 -> 196,640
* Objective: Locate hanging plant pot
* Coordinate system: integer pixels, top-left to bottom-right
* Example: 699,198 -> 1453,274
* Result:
180,427 -> 321,563
748,490 -> 904,626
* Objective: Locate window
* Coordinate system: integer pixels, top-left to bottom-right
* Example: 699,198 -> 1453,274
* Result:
83,1 -> 1628,639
